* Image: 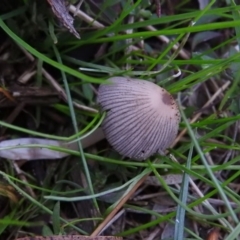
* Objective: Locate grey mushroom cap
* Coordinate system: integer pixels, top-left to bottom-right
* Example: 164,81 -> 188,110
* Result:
97,77 -> 180,160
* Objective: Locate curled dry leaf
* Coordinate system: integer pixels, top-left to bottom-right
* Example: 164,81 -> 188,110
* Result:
97,77 -> 180,160
46,0 -> 80,39
0,128 -> 105,161
0,138 -> 70,160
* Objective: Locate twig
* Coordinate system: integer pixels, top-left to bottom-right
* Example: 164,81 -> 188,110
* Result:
12,161 -> 36,198
142,19 -> 190,60
69,5 -> 105,29
18,45 -> 98,113
90,173 -> 149,236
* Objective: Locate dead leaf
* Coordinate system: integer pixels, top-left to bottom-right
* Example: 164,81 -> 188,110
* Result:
46,0 -> 80,39
0,128 -> 105,161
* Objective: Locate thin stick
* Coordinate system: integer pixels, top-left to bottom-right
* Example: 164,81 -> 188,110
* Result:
90,173 -> 149,236
18,45 -> 98,113
69,5 -> 105,29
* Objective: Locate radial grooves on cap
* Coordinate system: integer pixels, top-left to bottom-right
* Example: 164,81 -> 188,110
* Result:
140,116 -> 161,157
99,95 -> 150,107
163,123 -> 177,149
111,109 -> 154,157
103,107 -> 148,133
105,111 -> 150,149
97,77 -> 180,160
107,111 -> 158,159
100,95 -> 150,103
158,117 -> 168,144
106,108 -> 150,148
101,100 -> 149,113
104,103 -> 150,124
137,116 -> 164,159
163,122 -> 177,150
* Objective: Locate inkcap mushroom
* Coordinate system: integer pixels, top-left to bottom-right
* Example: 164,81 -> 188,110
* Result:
97,77 -> 180,160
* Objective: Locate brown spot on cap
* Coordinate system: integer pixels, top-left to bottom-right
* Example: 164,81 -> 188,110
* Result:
162,92 -> 173,106
97,77 -> 180,161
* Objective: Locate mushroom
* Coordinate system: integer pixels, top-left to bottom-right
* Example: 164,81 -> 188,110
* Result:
97,76 -> 180,161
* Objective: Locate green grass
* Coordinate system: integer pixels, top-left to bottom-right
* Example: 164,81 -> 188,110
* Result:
1,0 -> 240,239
